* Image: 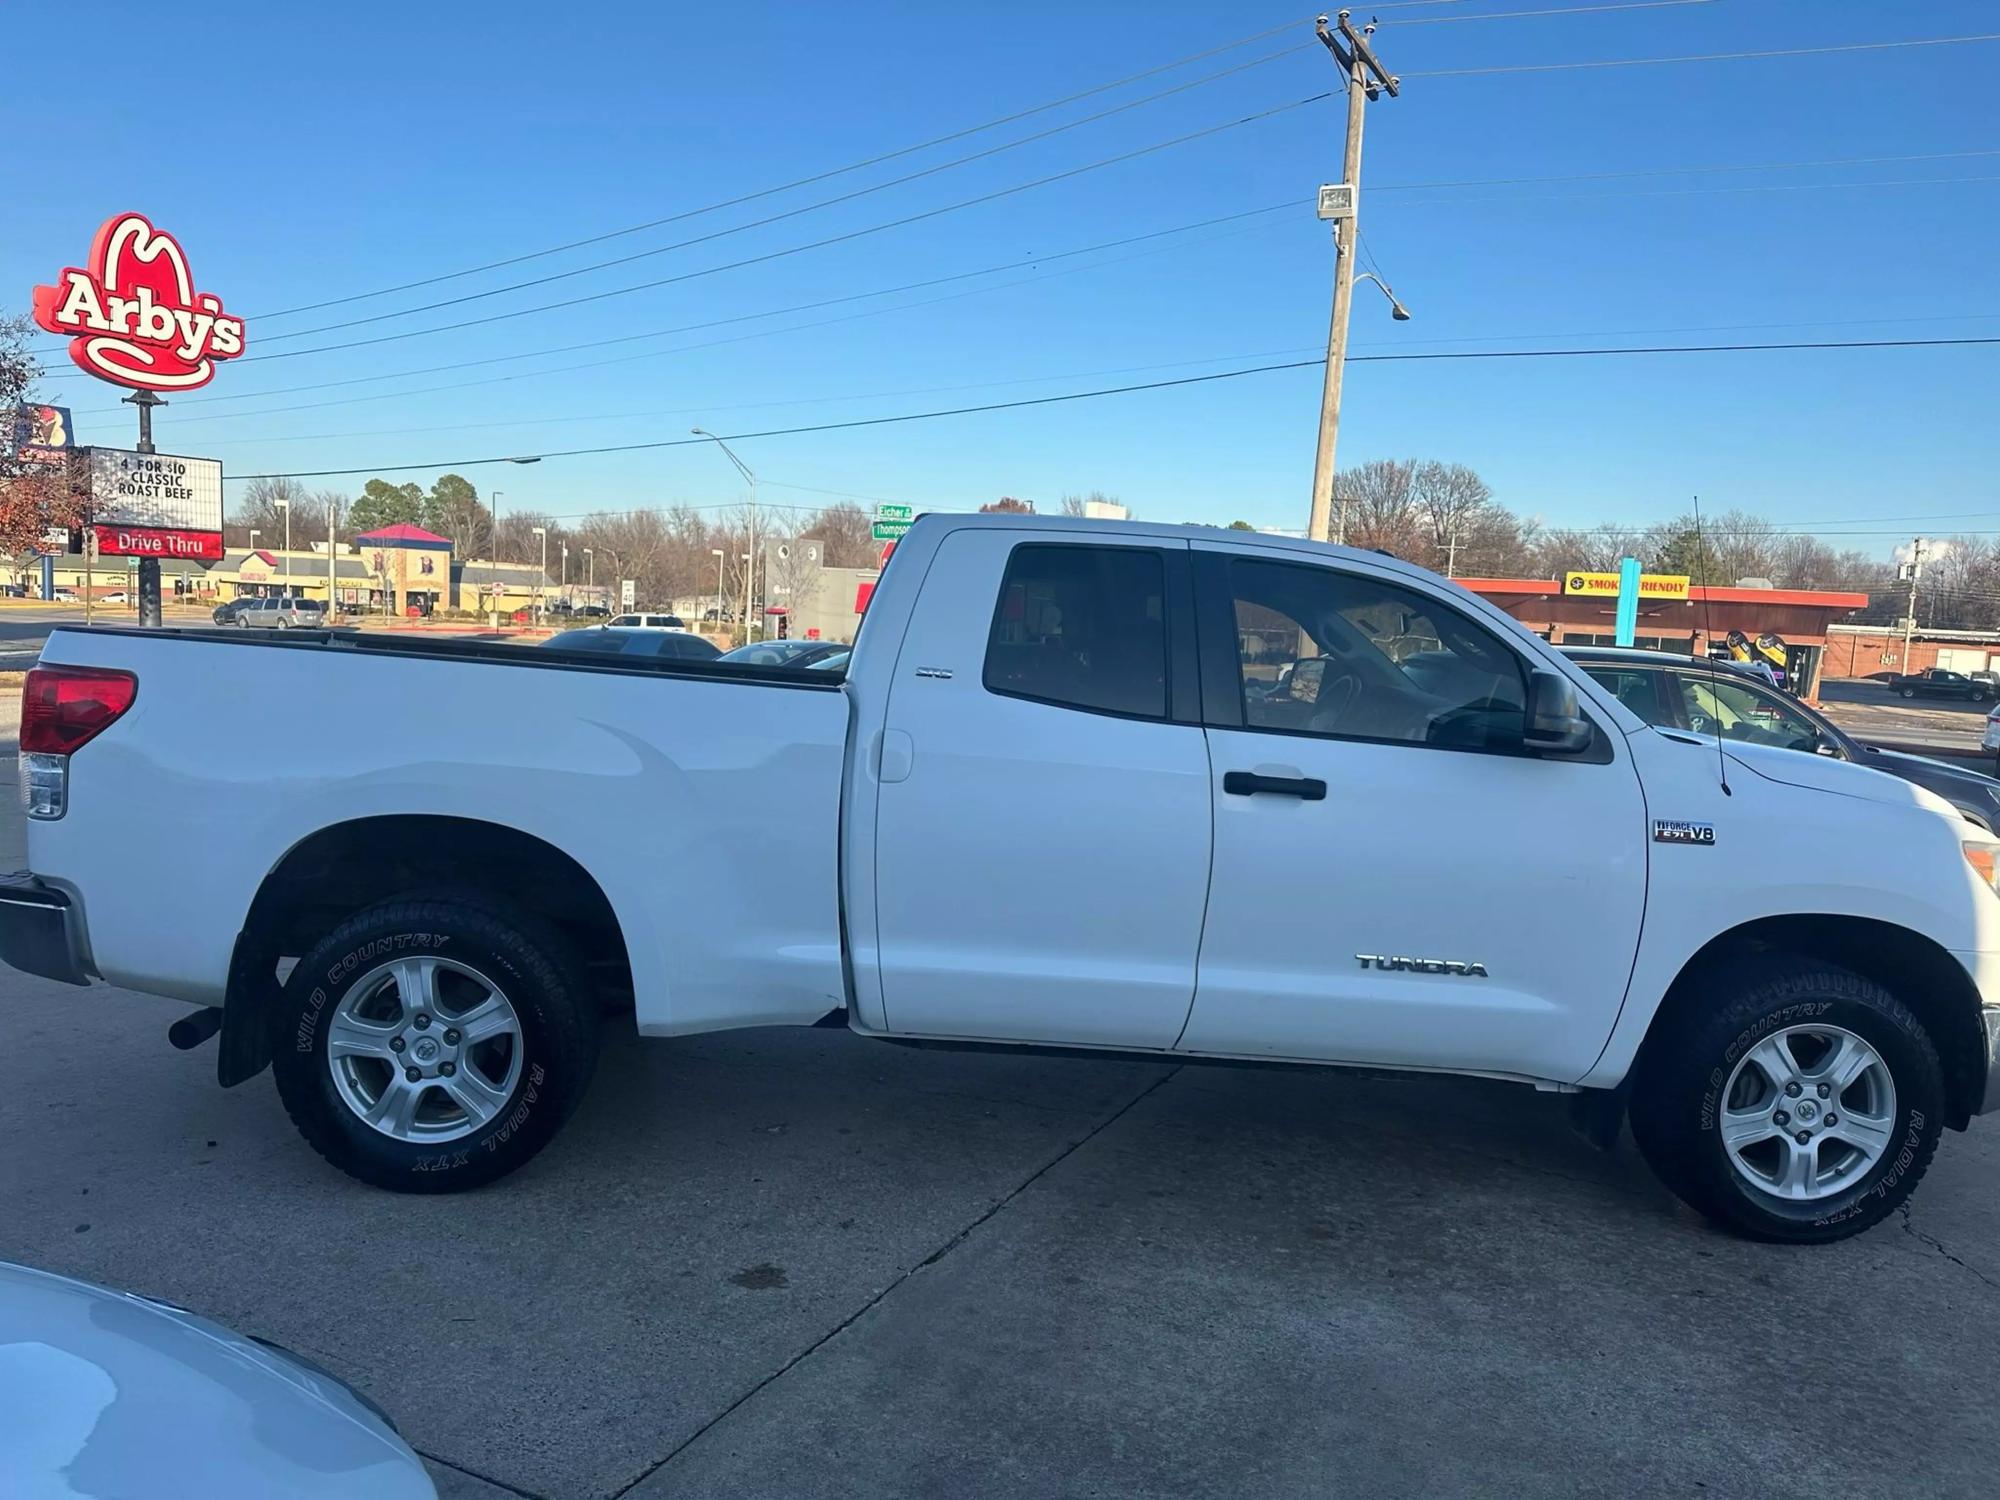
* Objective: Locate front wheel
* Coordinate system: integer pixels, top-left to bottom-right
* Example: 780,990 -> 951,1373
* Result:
1900,687 -> 1917,698
1630,958 -> 1943,1242
273,898 -> 599,1192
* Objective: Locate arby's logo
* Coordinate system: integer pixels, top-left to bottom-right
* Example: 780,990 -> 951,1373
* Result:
32,213 -> 244,391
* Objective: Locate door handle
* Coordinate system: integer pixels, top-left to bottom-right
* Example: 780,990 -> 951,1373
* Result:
1223,771 -> 1326,800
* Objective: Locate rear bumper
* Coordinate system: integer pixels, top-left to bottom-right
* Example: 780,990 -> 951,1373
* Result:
0,873 -> 91,985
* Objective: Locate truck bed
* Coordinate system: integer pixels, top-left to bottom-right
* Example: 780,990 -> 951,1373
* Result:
29,623 -> 853,1035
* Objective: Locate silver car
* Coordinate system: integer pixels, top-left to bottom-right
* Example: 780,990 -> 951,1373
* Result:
0,1260 -> 435,1497
238,595 -> 326,629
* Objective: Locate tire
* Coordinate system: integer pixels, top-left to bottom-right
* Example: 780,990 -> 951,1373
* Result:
273,898 -> 599,1193
1900,687 -> 1916,698
1629,956 -> 1944,1243
275,617 -> 291,629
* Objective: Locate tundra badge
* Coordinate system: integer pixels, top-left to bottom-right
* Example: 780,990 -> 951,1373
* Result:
1355,955 -> 1489,977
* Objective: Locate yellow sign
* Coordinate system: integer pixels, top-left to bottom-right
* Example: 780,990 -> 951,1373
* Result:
1561,571 -> 1690,600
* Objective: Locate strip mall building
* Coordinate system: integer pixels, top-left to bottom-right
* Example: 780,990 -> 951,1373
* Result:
1456,577 -> 1872,698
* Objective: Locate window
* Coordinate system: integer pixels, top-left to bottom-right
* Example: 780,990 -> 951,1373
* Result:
1673,672 -> 1821,751
1227,559 -> 1526,751
1581,667 -> 1667,724
984,544 -> 1167,719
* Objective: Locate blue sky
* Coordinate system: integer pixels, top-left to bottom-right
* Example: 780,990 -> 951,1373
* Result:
6,0 -> 1996,549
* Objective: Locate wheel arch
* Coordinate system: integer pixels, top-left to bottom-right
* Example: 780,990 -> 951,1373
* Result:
1637,914 -> 1986,1129
218,814 -> 631,1087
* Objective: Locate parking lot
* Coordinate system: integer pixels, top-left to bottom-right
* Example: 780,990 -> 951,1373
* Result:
1,692 -> 1997,1499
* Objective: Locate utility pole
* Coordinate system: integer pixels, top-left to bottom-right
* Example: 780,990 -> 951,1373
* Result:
1445,525 -> 1460,580
1308,10 -> 1397,544
1901,538 -> 1927,668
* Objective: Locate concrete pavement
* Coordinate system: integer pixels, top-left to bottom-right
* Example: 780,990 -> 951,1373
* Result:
0,701 -> 1995,1497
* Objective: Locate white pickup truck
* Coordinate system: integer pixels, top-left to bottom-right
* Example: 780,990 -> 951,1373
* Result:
6,515 -> 1997,1242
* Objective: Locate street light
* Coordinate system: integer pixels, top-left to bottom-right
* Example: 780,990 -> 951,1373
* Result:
692,428 -> 758,638
532,526 -> 547,622
247,529 -> 259,595
711,547 -> 725,630
274,497 -> 291,596
1354,271 -> 1411,321
739,552 -> 751,643
583,548 -> 594,597
489,491 -> 504,614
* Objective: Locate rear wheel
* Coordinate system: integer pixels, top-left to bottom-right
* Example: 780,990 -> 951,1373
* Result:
273,898 -> 599,1192
1900,687 -> 1917,698
1630,958 -> 1943,1242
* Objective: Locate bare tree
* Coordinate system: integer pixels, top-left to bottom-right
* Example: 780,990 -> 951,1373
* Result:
0,315 -> 82,554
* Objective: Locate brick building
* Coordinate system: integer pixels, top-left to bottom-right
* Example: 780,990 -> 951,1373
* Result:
1458,578 -> 1872,699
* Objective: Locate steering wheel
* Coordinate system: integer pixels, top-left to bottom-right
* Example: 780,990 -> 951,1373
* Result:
1305,671 -> 1361,733
1687,711 -> 1715,735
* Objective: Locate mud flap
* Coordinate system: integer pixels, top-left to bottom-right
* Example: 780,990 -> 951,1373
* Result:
217,930 -> 279,1088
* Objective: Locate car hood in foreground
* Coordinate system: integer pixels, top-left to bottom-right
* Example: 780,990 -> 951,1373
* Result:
0,1261 -> 434,1499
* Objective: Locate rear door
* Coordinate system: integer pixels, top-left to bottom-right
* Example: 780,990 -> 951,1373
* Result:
1180,547 -> 1648,1082
871,529 -> 1212,1048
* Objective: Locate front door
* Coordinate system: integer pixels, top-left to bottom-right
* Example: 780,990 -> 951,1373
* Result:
871,530 -> 1212,1049
1180,547 -> 1648,1082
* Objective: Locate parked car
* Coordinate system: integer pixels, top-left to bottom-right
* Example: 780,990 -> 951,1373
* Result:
1888,667 -> 1993,702
238,595 -> 326,629
1566,646 -> 2000,833
51,588 -> 77,602
10,514 -> 2000,1243
573,604 -> 610,619
607,612 -> 686,631
541,626 -> 720,661
98,591 -> 129,605
212,597 -> 259,625
0,1259 -> 435,1498
717,639 -> 847,668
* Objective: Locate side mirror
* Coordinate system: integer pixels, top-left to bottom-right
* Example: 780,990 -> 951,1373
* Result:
1523,669 -> 1594,755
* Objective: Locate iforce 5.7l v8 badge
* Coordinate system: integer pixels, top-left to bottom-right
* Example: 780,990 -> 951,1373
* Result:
1653,819 -> 1715,845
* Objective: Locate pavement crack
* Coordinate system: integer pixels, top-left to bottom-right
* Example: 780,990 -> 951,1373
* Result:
418,1448 -> 548,1499
1899,1201 -> 2000,1291
606,1066 -> 1183,1498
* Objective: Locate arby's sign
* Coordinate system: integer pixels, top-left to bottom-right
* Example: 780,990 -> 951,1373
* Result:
32,213 -> 245,392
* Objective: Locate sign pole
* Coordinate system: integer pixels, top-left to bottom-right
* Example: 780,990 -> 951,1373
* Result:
1614,556 -> 1642,648
123,390 -> 166,627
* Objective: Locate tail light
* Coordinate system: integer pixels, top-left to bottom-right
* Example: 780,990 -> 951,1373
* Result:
20,666 -> 137,821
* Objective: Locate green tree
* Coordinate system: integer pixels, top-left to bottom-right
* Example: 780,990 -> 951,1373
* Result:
348,478 -> 425,535
423,473 -> 492,554
1228,520 -> 1256,531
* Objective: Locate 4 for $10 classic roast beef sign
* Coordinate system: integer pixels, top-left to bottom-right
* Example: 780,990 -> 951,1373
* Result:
32,213 -> 244,391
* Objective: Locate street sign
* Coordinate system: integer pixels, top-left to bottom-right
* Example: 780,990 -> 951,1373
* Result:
1316,183 -> 1357,221
83,447 -> 224,561
874,503 -> 914,522
872,519 -> 911,541
620,578 -> 636,609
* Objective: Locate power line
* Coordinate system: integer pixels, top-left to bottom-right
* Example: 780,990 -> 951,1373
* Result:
175,309 -> 2000,448
1404,31 -> 2000,78
1373,147 -> 2000,193
94,217 -> 1296,430
257,48 -> 1316,344
1387,0 -> 1719,24
225,92 -> 1332,365
251,15 -> 1324,321
227,334 -> 2000,482
76,203 -> 1304,415
60,145 -> 2000,417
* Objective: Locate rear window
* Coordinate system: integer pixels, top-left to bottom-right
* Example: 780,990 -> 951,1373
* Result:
983,544 -> 1167,720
